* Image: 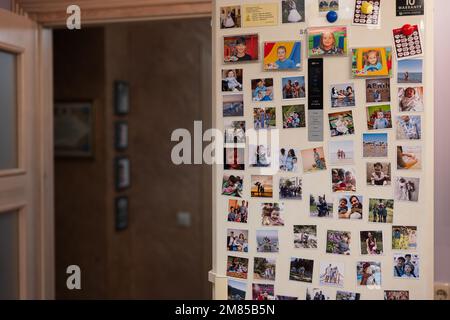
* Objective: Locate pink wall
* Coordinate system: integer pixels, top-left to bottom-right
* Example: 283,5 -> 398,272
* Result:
435,0 -> 450,283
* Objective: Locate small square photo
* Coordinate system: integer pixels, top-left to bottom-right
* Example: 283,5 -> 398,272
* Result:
261,203 -> 285,226
360,231 -> 384,255
363,133 -> 388,158
251,78 -> 274,102
366,162 -> 391,186
310,194 -> 333,218
282,105 -> 306,128
294,225 -> 317,249
301,147 -> 327,173
328,111 -> 355,137
366,78 -> 390,103
331,168 -> 357,193
368,198 -> 394,224
366,105 -> 392,130
282,76 -> 306,100
398,87 -> 424,112
330,83 -> 355,108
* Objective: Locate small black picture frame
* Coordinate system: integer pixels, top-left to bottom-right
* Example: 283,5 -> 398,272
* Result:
115,156 -> 131,191
115,121 -> 128,151
114,80 -> 130,115
115,196 -> 129,231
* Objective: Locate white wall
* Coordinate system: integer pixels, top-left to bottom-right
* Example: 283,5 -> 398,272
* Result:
434,0 -> 450,284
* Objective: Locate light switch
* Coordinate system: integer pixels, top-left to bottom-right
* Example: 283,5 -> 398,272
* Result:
177,212 -> 191,227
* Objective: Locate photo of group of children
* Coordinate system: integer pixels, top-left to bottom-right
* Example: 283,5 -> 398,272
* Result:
219,1 -> 426,301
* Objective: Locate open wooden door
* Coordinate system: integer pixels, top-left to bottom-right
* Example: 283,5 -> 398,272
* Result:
0,9 -> 54,299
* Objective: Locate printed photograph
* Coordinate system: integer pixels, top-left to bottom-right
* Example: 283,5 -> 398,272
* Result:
290,258 -> 314,283
256,230 -> 279,253
357,261 -> 381,287
220,6 -> 241,29
318,0 -> 339,12
394,177 -> 420,202
328,111 -> 355,137
261,203 -> 285,226
253,257 -> 276,281
227,199 -> 249,224
222,174 -> 243,198
282,76 -> 306,100
282,0 -> 305,23
329,140 -> 354,165
352,47 -> 393,78
294,225 -> 317,249
332,168 -> 357,193
282,105 -> 306,128
306,288 -> 331,300
369,198 -> 394,224
249,144 -> 272,168
279,177 -> 302,200
253,107 -> 276,130
330,83 -> 355,108
336,291 -> 360,301
227,279 -> 246,301
224,147 -> 245,170
251,78 -> 274,102
319,262 -> 344,287
366,162 -> 391,186
360,231 -> 384,255
366,105 -> 392,130
226,256 -> 249,279
222,69 -> 243,92
226,228 -> 248,253
301,147 -> 327,173
310,194 -> 333,218
366,78 -> 391,103
252,284 -> 275,300
251,175 -> 273,198
224,120 -> 245,144
398,59 -> 423,84
363,133 -> 388,158
394,254 -> 420,279
337,195 -> 363,220
392,226 -> 417,250
276,295 -> 298,300
263,41 -> 302,70
326,230 -> 351,255
279,148 -> 300,172
397,146 -> 422,170
396,116 -> 422,140
223,94 -> 244,117
398,87 -> 424,112
384,290 -> 410,300
308,26 -> 347,57
223,34 -> 259,63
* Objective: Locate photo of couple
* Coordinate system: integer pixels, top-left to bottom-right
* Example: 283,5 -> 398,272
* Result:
394,177 -> 420,202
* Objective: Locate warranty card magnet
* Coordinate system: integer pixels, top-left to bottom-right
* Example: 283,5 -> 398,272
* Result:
396,0 -> 424,17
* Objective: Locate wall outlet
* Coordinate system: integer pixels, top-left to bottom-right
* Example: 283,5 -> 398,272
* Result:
434,283 -> 450,300
177,212 -> 191,227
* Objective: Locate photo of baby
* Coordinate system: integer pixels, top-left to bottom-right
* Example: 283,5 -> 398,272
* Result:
366,105 -> 392,130
223,34 -> 259,63
398,87 -> 424,112
331,168 -> 357,193
261,203 -> 284,226
222,69 -> 243,92
366,78 -> 390,103
251,78 -> 274,102
366,162 -> 391,186
326,230 -> 351,255
330,83 -> 355,108
360,231 -> 384,255
282,76 -> 306,100
264,41 -> 301,70
352,47 -> 392,78
222,174 -> 243,198
328,111 -> 355,137
282,105 -> 306,128
249,144 -> 272,168
337,195 -> 363,220
279,148 -> 300,172
397,146 -> 422,170
396,116 -> 422,140
301,147 -> 327,173
394,177 -> 420,202
308,26 -> 347,57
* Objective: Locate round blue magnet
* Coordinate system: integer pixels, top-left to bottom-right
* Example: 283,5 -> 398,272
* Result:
326,10 -> 338,23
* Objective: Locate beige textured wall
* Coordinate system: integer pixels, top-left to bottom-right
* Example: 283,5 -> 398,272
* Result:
54,19 -> 212,299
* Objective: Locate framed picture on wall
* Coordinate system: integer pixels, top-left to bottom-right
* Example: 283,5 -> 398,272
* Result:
54,101 -> 94,158
115,121 -> 128,150
115,196 -> 129,231
114,80 -> 130,115
115,156 -> 130,190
